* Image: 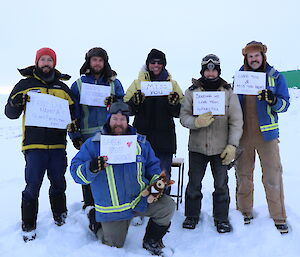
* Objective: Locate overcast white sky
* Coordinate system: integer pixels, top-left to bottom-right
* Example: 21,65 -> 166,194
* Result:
1,0 -> 299,94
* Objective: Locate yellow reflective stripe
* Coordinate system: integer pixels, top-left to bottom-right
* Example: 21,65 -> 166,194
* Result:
106,165 -> 119,206
110,81 -> 115,95
267,105 -> 275,124
275,99 -> 287,112
150,174 -> 160,184
94,193 -> 142,213
136,143 -> 145,191
81,126 -> 103,135
260,123 -> 279,132
76,164 -> 91,184
268,76 -> 275,87
22,144 -> 66,150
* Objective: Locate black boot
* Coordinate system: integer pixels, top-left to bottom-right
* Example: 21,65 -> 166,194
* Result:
87,207 -> 102,235
49,194 -> 68,226
214,220 -> 232,233
143,219 -> 170,256
182,217 -> 199,229
21,199 -> 38,242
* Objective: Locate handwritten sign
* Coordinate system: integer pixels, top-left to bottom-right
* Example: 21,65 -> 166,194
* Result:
140,81 -> 172,96
80,83 -> 111,106
100,135 -> 137,164
193,92 -> 225,115
233,71 -> 266,95
25,92 -> 71,129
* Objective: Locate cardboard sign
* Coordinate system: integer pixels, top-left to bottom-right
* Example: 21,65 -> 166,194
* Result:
140,81 -> 172,96
100,135 -> 137,164
233,71 -> 266,95
80,83 -> 111,106
25,92 -> 71,129
193,91 -> 225,115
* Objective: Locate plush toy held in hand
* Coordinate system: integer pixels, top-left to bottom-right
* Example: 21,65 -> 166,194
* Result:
141,171 -> 175,203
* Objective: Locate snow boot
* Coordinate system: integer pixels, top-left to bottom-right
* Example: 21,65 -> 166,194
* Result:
87,207 -> 102,235
275,223 -> 289,234
214,220 -> 232,233
243,213 -> 253,225
21,199 -> 38,242
143,219 -> 170,256
50,194 -> 68,226
182,217 -> 199,229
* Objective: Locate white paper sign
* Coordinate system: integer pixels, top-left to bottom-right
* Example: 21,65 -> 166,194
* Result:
140,81 -> 172,96
25,92 -> 71,129
233,71 -> 266,95
80,83 -> 111,106
100,135 -> 137,164
193,92 -> 225,115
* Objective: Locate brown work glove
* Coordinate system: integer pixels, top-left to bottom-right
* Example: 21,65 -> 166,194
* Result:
220,145 -> 236,165
104,95 -> 116,107
168,91 -> 180,105
131,90 -> 145,106
89,156 -> 108,173
194,112 -> 214,128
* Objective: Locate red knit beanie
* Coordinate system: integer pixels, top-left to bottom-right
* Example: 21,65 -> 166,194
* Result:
35,47 -> 57,67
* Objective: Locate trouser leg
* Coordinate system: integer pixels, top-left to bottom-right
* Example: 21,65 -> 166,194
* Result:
210,155 -> 230,221
96,220 -> 130,248
155,152 -> 173,195
256,139 -> 287,222
185,152 -> 208,218
82,185 -> 95,209
47,149 -> 67,217
235,136 -> 256,216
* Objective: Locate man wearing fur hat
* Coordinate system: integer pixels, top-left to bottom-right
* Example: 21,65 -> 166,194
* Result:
5,47 -> 77,242
68,47 -> 124,209
235,41 -> 290,233
180,54 -> 243,233
70,102 -> 175,256
124,49 -> 183,201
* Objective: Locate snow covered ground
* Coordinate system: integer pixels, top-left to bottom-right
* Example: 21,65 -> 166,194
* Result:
0,90 -> 300,257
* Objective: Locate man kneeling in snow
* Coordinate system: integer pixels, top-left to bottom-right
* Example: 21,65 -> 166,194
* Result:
70,102 -> 175,255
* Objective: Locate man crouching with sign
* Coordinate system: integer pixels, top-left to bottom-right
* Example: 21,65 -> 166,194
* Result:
5,48 -> 77,242
70,102 -> 175,256
180,54 -> 243,233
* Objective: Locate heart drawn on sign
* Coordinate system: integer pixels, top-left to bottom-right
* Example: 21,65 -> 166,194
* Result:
127,141 -> 132,148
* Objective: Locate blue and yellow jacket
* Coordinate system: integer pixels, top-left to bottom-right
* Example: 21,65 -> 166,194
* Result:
70,125 -> 161,222
238,63 -> 290,141
70,74 -> 124,141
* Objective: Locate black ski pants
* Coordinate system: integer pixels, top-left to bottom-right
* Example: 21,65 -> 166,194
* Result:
185,151 -> 230,222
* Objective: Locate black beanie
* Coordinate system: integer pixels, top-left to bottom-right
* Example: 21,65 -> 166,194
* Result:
146,49 -> 167,67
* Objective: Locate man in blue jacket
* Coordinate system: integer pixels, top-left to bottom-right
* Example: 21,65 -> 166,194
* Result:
68,47 -> 125,209
70,102 -> 175,256
235,41 -> 290,233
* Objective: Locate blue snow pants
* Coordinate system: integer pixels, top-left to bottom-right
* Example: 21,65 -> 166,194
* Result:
22,149 -> 67,201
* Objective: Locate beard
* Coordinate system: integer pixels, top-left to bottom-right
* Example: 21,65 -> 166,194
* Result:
35,66 -> 55,81
111,125 -> 127,135
91,66 -> 104,75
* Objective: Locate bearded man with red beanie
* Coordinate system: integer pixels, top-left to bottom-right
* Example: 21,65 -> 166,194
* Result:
5,47 -> 77,242
235,41 -> 290,234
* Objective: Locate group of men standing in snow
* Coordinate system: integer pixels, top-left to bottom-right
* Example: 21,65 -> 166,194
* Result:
5,40 -> 290,255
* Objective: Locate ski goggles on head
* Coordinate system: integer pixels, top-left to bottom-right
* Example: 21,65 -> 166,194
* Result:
149,59 -> 164,65
109,102 -> 130,116
201,54 -> 220,65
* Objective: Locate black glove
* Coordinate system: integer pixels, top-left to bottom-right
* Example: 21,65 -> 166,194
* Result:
104,95 -> 116,107
168,91 -> 180,105
258,89 -> 277,105
72,137 -> 83,150
89,156 -> 108,173
67,120 -> 80,133
10,93 -> 29,108
131,90 -> 145,106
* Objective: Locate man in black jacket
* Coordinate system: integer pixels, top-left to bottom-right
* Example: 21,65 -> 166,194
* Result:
5,47 -> 77,242
124,49 -> 183,225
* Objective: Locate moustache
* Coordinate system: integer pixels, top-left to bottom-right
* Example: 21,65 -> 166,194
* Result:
41,65 -> 52,69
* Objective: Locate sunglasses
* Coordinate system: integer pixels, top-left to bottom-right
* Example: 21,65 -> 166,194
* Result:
149,59 -> 164,65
